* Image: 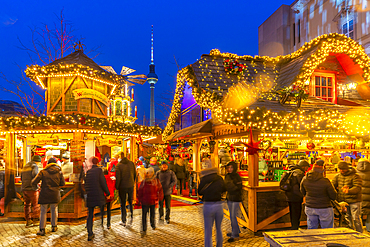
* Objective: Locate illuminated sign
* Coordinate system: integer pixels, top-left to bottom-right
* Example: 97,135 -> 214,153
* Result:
97,138 -> 122,147
72,88 -> 110,106
27,137 -> 59,146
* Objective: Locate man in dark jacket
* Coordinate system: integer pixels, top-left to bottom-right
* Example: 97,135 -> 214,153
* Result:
198,167 -> 226,247
283,160 -> 310,230
357,158 -> 370,232
21,155 -> 41,227
332,161 -> 363,232
115,154 -> 136,227
156,161 -> 177,224
84,156 -> 110,241
224,161 -> 242,242
31,158 -> 65,236
300,159 -> 337,229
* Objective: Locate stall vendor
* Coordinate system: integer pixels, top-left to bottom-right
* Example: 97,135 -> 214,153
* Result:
61,151 -> 73,181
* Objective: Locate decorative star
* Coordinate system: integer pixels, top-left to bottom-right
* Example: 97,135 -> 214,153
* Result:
245,127 -> 263,155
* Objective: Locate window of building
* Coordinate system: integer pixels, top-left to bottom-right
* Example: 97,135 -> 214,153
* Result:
343,19 -> 354,39
309,73 -> 336,103
293,23 -> 296,46
298,19 -> 301,43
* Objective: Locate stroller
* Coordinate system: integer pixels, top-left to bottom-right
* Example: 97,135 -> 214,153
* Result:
331,200 -> 349,227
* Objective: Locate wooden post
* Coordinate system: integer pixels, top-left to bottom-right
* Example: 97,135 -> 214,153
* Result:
212,141 -> 219,169
248,153 -> 259,187
248,188 -> 257,232
130,136 -> 136,161
193,139 -> 202,172
4,133 -> 16,214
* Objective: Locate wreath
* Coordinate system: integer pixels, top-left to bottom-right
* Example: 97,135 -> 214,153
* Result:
223,59 -> 246,75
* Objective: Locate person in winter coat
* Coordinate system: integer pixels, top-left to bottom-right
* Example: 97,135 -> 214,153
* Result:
198,167 -> 226,247
149,157 -> 160,173
102,167 -> 115,230
61,152 -> 73,181
115,154 -> 136,227
31,158 -> 65,236
84,156 -> 110,241
282,160 -> 310,230
156,161 -> 177,224
224,161 -> 242,243
174,158 -> 187,196
21,155 -> 41,227
138,167 -> 164,235
357,158 -> 370,232
300,159 -> 337,229
332,161 -> 363,232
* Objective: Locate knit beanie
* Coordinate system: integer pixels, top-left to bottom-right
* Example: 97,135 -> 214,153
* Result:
338,161 -> 350,170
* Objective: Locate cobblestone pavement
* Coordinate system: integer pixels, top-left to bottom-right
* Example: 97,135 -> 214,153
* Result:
0,205 -> 269,247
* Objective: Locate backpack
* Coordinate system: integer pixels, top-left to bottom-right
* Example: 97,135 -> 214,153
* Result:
279,170 -> 294,191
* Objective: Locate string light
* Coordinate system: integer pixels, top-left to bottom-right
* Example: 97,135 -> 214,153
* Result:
163,33 -> 370,140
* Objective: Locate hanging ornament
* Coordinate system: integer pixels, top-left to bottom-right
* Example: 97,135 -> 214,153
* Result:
223,59 -> 246,75
306,142 -> 315,150
79,117 -> 86,125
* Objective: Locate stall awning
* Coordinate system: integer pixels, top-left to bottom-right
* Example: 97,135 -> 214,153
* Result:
167,119 -> 213,141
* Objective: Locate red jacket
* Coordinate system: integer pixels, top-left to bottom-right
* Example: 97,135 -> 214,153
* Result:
138,177 -> 163,205
104,173 -> 116,203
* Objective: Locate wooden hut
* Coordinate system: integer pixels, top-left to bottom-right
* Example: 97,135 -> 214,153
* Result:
163,33 -> 370,232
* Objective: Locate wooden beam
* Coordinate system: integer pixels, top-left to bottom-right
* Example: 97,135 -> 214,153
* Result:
248,188 -> 257,232
94,100 -> 105,116
239,202 -> 249,224
50,76 -> 77,112
256,206 -> 290,230
223,209 -> 249,228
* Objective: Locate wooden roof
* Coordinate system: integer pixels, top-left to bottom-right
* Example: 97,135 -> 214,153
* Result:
163,33 -> 370,140
49,50 -> 108,73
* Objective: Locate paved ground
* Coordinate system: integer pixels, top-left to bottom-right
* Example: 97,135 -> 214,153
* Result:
0,205 -> 269,247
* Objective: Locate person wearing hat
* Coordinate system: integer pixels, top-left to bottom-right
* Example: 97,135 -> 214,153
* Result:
61,151 -> 72,181
357,158 -> 370,232
21,155 -> 42,227
300,159 -> 337,229
332,161 -> 363,232
32,157 -> 65,236
138,167 -> 163,235
198,167 -> 226,247
156,161 -> 177,224
42,150 -> 61,168
283,159 -> 310,230
84,156 -> 110,241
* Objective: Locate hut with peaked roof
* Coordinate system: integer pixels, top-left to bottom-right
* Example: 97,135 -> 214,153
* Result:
164,33 -> 370,232
1,47 -> 160,219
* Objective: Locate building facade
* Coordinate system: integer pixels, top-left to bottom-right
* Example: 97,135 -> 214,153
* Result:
259,0 -> 370,57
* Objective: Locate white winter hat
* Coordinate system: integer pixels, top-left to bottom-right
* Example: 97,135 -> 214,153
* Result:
45,150 -> 53,157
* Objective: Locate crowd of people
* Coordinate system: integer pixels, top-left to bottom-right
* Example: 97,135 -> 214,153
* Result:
14,149 -> 370,246
281,158 -> 370,234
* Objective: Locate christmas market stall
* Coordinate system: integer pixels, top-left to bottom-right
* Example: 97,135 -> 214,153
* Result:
1,47 -> 161,218
163,33 -> 370,232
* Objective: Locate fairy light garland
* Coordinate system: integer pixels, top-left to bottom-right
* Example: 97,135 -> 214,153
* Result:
0,114 -> 162,137
163,33 -> 370,141
25,63 -> 125,88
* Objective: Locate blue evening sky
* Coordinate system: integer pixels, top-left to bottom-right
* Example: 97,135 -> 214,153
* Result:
0,0 -> 291,127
